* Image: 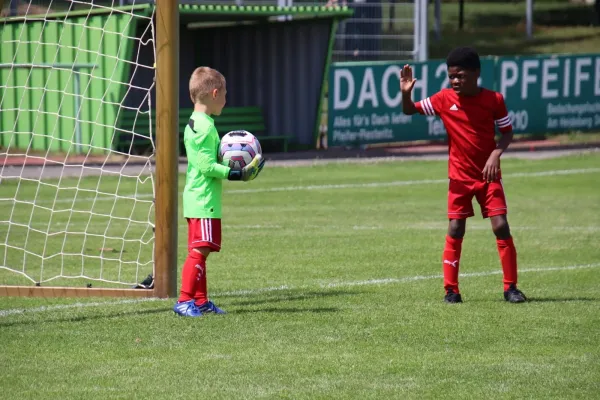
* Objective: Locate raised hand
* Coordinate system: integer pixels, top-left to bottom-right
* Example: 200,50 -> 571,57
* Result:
400,64 -> 417,94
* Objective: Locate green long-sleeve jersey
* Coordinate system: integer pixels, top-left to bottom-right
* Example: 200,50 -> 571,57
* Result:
182,111 -> 230,219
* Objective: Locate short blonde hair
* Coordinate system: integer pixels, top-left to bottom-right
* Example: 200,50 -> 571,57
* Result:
189,67 -> 226,104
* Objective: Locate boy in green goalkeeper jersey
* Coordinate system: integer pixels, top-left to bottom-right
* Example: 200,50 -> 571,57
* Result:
173,66 -> 265,317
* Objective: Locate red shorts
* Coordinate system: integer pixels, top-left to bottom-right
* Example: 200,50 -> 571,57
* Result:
187,218 -> 222,252
448,179 -> 508,219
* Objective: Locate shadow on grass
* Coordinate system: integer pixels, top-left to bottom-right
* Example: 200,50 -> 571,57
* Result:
526,297 -> 600,303
0,290 -> 352,327
0,304 -> 341,327
462,296 -> 600,304
228,290 -> 358,307
231,307 -> 339,315
0,307 -> 171,328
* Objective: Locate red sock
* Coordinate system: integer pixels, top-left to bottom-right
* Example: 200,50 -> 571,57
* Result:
194,261 -> 208,306
497,237 -> 518,291
177,251 -> 206,303
443,235 -> 463,293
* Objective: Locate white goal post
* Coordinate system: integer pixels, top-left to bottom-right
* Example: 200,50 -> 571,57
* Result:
0,0 -> 179,298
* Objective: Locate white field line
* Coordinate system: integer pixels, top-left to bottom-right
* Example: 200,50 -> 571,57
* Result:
1,167 -> 599,205
217,263 -> 600,295
0,298 -> 162,317
227,168 -> 600,194
3,222 -> 598,235
1,262 -> 598,317
6,222 -> 598,233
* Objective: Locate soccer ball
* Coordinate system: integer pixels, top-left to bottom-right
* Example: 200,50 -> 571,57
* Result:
219,130 -> 262,169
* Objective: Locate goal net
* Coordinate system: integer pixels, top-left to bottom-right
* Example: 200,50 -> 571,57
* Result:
0,1 -> 159,296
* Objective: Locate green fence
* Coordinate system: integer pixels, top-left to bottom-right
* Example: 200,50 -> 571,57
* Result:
328,54 -> 600,147
0,8 -> 146,154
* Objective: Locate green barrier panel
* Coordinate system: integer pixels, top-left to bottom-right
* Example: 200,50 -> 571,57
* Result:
328,54 -> 600,146
327,58 -> 495,147
496,54 -> 600,134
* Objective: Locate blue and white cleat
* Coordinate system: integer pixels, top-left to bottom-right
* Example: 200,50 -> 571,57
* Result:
197,301 -> 226,315
173,300 -> 203,317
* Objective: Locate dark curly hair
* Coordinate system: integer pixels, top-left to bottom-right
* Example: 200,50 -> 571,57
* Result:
446,47 -> 481,71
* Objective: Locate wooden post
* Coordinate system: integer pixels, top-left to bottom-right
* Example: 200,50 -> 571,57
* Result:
154,0 -> 179,298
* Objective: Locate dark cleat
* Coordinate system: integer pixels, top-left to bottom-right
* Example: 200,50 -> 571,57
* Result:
444,289 -> 463,303
133,274 -> 154,289
504,284 -> 527,303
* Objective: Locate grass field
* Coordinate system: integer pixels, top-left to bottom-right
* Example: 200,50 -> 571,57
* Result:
381,0 -> 600,58
424,1 -> 600,58
1,152 -> 600,399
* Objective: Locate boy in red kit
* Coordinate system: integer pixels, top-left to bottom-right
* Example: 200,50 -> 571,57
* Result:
400,47 -> 527,303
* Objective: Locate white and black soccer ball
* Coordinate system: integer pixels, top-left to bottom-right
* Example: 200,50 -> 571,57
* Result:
219,130 -> 262,169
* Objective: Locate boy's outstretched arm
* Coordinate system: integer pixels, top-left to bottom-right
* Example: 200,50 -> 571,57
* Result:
400,64 -> 418,115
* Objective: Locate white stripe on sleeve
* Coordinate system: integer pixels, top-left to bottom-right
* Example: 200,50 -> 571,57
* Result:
423,98 -> 435,115
417,100 -> 428,115
495,115 -> 512,128
425,98 -> 434,115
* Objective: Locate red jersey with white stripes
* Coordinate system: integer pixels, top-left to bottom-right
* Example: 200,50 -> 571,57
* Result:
415,88 -> 512,182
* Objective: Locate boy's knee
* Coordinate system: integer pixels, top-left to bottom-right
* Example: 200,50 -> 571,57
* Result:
192,247 -> 212,257
491,216 -> 511,239
447,219 -> 466,239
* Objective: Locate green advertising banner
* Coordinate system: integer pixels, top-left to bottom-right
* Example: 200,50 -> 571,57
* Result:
327,54 -> 600,146
327,58 -> 495,147
497,54 -> 600,134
